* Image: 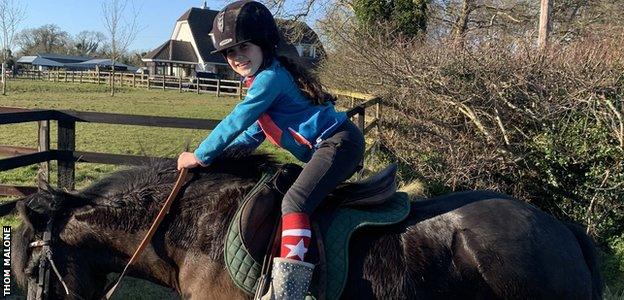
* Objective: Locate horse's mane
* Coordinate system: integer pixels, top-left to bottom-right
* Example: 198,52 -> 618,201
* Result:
64,151 -> 279,260
79,151 -> 277,201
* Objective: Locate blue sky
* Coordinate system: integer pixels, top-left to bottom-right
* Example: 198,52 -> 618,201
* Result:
21,0 -> 321,52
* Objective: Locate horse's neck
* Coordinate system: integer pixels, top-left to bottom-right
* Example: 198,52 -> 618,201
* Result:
61,212 -> 181,290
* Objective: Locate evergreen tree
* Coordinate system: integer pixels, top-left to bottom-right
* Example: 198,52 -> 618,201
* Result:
353,0 -> 428,37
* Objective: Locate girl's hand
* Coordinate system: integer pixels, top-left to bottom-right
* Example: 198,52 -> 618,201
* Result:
177,152 -> 201,171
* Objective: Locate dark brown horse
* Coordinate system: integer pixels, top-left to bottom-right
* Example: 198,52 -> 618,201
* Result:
7,154 -> 602,299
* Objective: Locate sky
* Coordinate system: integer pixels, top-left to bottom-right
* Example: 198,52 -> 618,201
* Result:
20,0 -> 323,53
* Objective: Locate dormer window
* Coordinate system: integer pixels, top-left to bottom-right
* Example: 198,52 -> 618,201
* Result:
295,43 -> 316,58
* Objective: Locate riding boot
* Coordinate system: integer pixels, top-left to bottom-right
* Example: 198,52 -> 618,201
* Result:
261,257 -> 314,300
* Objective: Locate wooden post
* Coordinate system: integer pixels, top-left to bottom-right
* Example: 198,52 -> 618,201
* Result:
37,120 -> 50,189
64,70 -> 67,82
216,79 -> 221,97
356,107 -> 366,179
80,72 -> 83,83
238,80 -> 243,100
197,78 -> 200,94
162,75 -> 166,91
538,0 -> 552,51
147,77 -> 150,90
132,74 -> 136,87
55,71 -> 59,82
57,118 -> 76,191
178,75 -> 182,92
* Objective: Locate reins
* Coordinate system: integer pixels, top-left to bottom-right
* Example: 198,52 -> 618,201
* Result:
103,168 -> 189,299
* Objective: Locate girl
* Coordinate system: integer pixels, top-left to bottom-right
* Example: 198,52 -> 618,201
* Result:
177,1 -> 364,298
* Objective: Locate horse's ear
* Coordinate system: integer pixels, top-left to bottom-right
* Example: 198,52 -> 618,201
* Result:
0,199 -> 17,217
16,200 -> 37,232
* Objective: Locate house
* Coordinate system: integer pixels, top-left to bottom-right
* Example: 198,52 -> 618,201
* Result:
16,54 -> 138,72
142,4 -> 325,79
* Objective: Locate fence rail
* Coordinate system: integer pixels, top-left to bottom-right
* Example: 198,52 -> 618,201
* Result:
0,91 -> 381,197
14,70 -> 247,98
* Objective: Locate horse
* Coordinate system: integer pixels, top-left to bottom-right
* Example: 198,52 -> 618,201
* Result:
7,153 -> 603,299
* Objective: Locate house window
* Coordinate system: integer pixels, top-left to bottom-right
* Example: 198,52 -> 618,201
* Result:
296,44 -> 316,58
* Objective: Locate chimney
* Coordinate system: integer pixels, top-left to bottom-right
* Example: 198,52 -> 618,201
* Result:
202,1 -> 208,9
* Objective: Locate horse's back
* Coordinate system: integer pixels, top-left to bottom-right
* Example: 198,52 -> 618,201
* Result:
412,191 -> 594,299
347,190 -> 598,299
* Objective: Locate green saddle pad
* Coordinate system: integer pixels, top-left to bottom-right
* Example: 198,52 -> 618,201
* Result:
224,191 -> 411,299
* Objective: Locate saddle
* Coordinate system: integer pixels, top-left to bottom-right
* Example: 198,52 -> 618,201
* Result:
224,163 -> 410,299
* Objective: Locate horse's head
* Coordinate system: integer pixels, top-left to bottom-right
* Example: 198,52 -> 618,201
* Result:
12,186 -> 99,299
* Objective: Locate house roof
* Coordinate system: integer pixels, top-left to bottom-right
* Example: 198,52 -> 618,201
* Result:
17,56 -> 37,63
37,53 -> 92,64
181,7 -> 225,64
143,40 -> 199,63
31,57 -> 65,67
276,19 -> 320,45
66,59 -> 132,68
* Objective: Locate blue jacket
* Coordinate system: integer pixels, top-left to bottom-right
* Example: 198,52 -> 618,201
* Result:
194,59 -> 347,165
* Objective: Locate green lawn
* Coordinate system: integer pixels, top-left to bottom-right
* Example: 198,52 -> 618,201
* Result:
0,79 -> 298,299
0,79 -> 297,192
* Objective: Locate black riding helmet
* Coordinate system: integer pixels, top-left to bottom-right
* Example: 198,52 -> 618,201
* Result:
209,0 -> 280,59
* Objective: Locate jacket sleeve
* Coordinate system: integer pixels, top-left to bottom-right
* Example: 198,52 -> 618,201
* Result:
224,121 -> 265,152
194,70 -> 280,165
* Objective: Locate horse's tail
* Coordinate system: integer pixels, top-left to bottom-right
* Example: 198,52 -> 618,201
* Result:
564,222 -> 604,300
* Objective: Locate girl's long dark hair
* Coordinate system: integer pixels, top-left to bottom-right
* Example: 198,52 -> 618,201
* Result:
275,55 -> 335,106
252,39 -> 335,106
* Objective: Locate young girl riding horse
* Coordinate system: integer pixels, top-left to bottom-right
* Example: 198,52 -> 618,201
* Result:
176,0 -> 364,298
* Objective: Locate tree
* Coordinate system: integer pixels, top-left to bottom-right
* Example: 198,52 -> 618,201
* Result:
353,0 -> 428,37
16,24 -> 71,55
0,0 -> 24,95
71,30 -> 107,56
101,0 -> 139,96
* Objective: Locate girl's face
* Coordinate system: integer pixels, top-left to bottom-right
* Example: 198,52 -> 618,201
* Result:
225,42 -> 263,77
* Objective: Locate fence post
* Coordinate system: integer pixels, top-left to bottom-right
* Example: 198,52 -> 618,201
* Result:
356,106 -> 366,179
162,75 -> 166,91
119,73 -> 123,87
37,120 -> 50,190
57,118 -> 76,191
216,79 -> 221,97
80,72 -> 83,83
147,77 -> 150,90
197,78 -> 200,94
64,70 -> 67,83
56,71 -> 59,82
178,75 -> 182,93
238,80 -> 243,100
133,74 -> 136,88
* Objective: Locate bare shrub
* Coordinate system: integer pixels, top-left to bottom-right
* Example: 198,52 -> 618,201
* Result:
320,19 -> 624,241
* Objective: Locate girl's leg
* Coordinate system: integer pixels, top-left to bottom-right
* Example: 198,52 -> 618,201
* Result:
280,121 -> 365,261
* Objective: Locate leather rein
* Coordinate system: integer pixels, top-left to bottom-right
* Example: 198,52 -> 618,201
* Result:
103,168 -> 189,299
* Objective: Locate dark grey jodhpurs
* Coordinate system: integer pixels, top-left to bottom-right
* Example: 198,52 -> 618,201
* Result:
281,120 -> 365,215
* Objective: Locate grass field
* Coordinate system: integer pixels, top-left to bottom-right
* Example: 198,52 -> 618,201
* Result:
0,79 -> 299,299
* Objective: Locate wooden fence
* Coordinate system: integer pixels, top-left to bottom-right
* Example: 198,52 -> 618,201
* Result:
14,70 -> 247,98
0,93 -> 381,197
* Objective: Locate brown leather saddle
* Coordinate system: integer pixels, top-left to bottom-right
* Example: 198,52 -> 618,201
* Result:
238,163 -> 398,264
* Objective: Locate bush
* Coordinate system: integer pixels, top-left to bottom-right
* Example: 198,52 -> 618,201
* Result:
320,22 -> 624,270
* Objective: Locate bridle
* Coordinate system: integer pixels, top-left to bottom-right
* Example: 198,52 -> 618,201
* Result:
28,217 -> 86,300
